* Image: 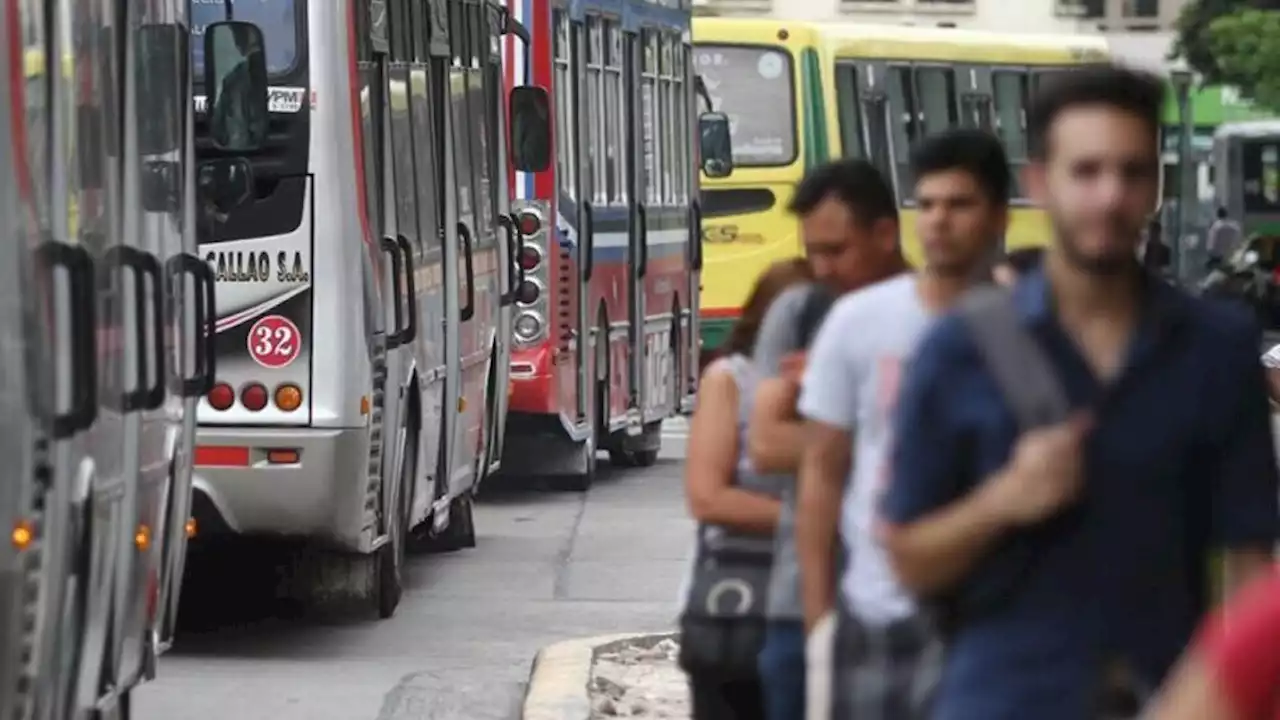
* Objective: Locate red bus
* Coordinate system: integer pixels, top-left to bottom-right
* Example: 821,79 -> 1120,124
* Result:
500,0 -> 701,490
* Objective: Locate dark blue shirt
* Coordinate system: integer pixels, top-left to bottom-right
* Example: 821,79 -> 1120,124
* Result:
883,268 -> 1279,720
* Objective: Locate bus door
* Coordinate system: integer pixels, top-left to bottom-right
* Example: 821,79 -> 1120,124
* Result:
624,24 -> 644,424
444,0 -> 489,493
487,0 -> 518,473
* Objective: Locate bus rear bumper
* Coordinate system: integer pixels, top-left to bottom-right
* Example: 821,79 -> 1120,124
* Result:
191,426 -> 373,553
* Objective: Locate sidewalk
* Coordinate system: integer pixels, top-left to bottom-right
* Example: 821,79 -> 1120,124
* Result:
522,632 -> 684,720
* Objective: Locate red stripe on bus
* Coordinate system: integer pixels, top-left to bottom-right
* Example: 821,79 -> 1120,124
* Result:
347,0 -> 379,288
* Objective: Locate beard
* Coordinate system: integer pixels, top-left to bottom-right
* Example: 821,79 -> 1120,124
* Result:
1048,210 -> 1141,276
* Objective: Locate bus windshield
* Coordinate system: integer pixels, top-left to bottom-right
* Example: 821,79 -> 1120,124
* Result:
191,0 -> 300,78
1241,137 -> 1280,213
692,44 -> 795,167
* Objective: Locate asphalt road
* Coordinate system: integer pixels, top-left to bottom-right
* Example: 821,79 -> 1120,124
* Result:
134,422 -> 693,720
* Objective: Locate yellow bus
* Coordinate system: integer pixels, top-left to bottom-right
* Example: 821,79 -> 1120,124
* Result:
817,25 -> 1110,265
692,18 -> 834,355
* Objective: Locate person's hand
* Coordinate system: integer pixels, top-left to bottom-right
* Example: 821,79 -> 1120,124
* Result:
779,351 -> 806,384
984,413 -> 1092,526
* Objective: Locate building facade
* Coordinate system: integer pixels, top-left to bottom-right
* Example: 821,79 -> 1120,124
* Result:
693,0 -> 1189,33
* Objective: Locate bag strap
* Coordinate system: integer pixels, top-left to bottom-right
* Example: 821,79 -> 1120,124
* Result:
797,284 -> 834,349
957,285 -> 1070,430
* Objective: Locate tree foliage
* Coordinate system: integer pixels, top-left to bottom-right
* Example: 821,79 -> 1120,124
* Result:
1173,0 -> 1280,110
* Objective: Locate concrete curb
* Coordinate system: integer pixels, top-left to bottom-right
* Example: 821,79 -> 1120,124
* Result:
521,631 -> 677,720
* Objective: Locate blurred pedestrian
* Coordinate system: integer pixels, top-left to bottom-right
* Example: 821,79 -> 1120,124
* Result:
745,160 -> 906,720
794,129 -> 1010,720
1208,206 -> 1243,268
880,65 -> 1278,719
992,247 -> 1044,288
679,258 -> 811,720
1146,567 -> 1280,720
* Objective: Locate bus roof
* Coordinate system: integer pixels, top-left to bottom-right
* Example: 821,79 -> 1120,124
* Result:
692,17 -> 822,47
1214,119 -> 1280,139
818,24 -> 1110,64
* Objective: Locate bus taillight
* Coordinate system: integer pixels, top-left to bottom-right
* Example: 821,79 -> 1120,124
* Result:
517,210 -> 541,236
515,278 -> 542,305
275,383 -> 303,412
241,383 -> 268,412
208,383 -> 234,411
518,244 -> 542,271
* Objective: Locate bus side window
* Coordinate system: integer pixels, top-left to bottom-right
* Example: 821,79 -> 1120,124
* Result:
675,40 -> 688,206
356,0 -> 388,241
387,0 -> 420,250
465,0 -> 493,246
586,16 -> 606,206
604,21 -> 625,205
915,66 -> 957,137
835,63 -> 866,159
553,11 -> 576,201
658,33 -> 673,207
886,66 -> 915,197
991,68 -> 1028,199
641,29 -> 659,206
409,0 -> 442,251
448,0 -> 474,224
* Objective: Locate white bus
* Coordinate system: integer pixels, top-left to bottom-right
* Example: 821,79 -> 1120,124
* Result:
190,0 -> 546,617
0,2 -> 260,717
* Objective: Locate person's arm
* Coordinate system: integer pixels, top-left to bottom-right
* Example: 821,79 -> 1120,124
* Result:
793,303 -> 858,630
1212,322 -> 1280,599
746,287 -> 806,473
684,363 -> 781,534
879,321 -> 1089,596
748,377 -> 805,474
1148,572 -> 1280,720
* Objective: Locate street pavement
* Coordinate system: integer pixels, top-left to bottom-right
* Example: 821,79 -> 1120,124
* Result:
133,420 -> 693,720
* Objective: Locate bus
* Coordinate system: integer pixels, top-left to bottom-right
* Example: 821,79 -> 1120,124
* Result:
500,0 -> 707,490
1213,120 -> 1280,241
819,25 -> 1110,265
3,2 -> 257,717
190,0 -> 543,617
690,18 -> 828,356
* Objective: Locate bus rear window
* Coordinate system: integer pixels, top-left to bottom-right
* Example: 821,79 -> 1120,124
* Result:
192,0 -> 300,78
692,44 -> 795,167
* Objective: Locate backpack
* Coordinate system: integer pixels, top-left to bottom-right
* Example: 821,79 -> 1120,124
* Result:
797,284 -> 834,349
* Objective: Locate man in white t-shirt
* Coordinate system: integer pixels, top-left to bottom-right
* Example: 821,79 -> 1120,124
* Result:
795,129 -> 1012,719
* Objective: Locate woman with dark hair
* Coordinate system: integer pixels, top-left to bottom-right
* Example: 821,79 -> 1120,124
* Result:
678,258 -> 810,720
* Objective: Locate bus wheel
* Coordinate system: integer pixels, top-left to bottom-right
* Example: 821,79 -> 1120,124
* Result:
549,435 -> 596,491
376,417 -> 416,619
609,421 -> 661,468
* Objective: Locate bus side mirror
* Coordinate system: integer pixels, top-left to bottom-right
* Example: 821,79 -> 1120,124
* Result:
204,21 -> 270,152
509,86 -> 551,173
699,112 -> 733,179
198,158 -> 255,213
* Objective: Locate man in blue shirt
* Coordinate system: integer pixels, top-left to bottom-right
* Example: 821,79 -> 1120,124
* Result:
879,65 -> 1279,719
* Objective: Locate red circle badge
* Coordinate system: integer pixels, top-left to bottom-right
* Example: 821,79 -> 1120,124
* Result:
247,315 -> 301,369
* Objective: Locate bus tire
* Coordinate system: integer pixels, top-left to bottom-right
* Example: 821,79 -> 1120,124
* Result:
549,435 -> 596,492
376,412 -> 417,619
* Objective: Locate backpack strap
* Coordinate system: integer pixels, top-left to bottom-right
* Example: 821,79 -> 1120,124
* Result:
797,284 -> 834,349
957,285 -> 1070,430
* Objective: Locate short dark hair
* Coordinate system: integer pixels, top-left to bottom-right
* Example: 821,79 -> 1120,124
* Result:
1217,206 -> 1228,219
1026,64 -> 1164,160
909,129 -> 1011,205
788,159 -> 898,226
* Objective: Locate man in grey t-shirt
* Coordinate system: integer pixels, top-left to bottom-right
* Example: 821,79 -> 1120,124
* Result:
1207,206 -> 1243,266
748,160 -> 907,720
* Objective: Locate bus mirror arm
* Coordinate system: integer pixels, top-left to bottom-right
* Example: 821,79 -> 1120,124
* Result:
497,214 -> 519,305
501,10 -> 531,45
459,223 -> 477,322
380,236 -> 406,348
395,235 -> 417,343
166,253 -> 219,397
37,241 -> 98,437
694,75 -> 713,113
